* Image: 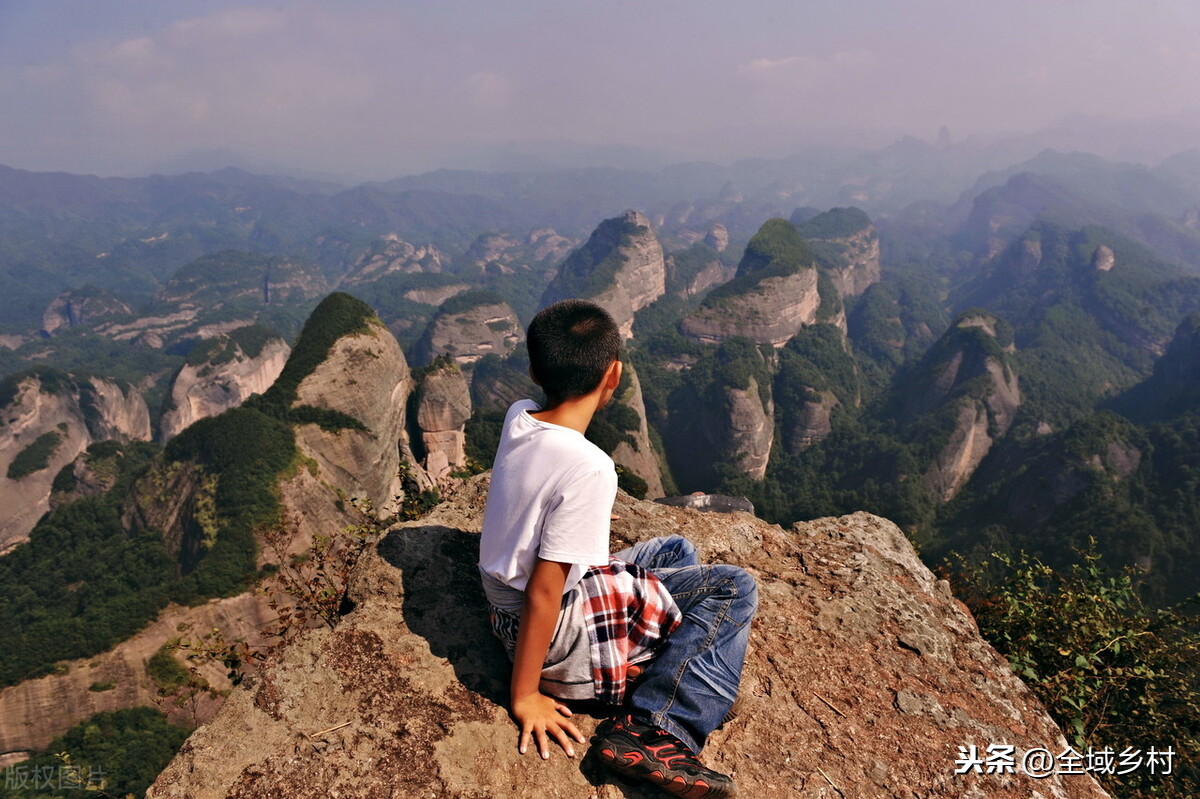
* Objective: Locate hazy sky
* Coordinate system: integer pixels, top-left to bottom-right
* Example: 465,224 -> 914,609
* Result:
2,0 -> 1199,179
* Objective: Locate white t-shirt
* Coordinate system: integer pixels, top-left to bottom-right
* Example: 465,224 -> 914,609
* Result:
478,398 -> 617,596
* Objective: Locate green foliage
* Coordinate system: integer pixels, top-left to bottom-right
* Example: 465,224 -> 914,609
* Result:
464,408 -> 507,468
6,431 -> 64,480
439,288 -> 506,316
243,291 -> 375,431
248,291 -> 375,412
0,494 -> 176,687
616,465 -> 649,500
86,681 -> 115,692
146,643 -> 192,693
0,368 -> 73,411
163,407 -> 297,602
795,207 -> 872,241
946,544 -> 1199,799
702,219 -> 814,307
0,707 -> 190,799
183,324 -> 278,368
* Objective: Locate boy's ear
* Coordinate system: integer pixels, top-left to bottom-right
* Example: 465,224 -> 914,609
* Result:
605,359 -> 622,390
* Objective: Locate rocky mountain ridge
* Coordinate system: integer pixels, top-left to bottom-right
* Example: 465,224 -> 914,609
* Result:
147,474 -> 1110,799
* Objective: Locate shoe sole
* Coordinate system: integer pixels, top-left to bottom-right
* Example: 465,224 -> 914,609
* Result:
592,739 -> 735,799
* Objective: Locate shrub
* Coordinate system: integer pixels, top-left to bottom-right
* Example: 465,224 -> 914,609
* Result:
945,542 -> 1199,799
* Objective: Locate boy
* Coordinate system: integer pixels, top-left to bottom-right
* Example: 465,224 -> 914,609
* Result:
478,299 -> 757,798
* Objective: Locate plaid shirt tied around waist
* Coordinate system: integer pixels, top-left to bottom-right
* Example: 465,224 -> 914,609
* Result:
488,559 -> 681,705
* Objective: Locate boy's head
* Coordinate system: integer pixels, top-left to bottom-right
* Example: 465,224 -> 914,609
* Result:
526,299 -> 621,408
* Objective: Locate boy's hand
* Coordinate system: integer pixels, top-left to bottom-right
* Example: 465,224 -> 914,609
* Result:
511,691 -> 586,759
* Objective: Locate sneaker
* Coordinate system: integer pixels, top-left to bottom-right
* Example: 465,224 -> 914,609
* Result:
590,714 -> 736,798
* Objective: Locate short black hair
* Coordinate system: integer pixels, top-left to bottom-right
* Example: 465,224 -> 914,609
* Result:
527,299 -> 621,406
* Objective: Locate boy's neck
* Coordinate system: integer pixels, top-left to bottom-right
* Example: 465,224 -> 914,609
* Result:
530,395 -> 600,436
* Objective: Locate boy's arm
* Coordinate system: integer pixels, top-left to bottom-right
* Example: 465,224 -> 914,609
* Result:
510,557 -> 587,759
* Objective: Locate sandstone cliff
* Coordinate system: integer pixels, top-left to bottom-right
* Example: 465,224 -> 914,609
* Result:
605,363 -> 666,499
795,206 -> 882,299
0,294 -> 430,760
682,218 -> 824,347
540,210 -> 666,339
158,330 -> 290,443
339,234 -> 445,285
460,228 -> 574,275
157,251 -> 328,311
148,474 -> 1110,799
291,316 -> 417,512
40,286 -> 132,337
415,292 -> 523,366
0,371 -> 150,553
415,361 -> 472,484
899,311 -> 1021,502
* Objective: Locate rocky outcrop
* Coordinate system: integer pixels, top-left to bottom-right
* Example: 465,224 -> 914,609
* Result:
0,372 -> 150,552
787,390 -> 837,452
416,292 -> 523,366
654,493 -> 754,514
0,591 -> 276,766
292,319 -> 416,513
796,207 -> 882,299
606,364 -> 666,499
704,222 -> 729,253
40,286 -> 132,336
461,229 -> 574,275
1114,312 -> 1200,423
682,268 -> 820,346
706,376 -> 774,480
415,362 -> 472,483
403,283 -> 469,307
148,475 -> 1110,799
158,332 -> 290,443
157,252 -> 328,310
1092,244 -> 1115,272
682,218 -> 822,347
340,235 -> 444,285
540,210 -> 666,339
900,311 -> 1021,502
0,294 -> 433,769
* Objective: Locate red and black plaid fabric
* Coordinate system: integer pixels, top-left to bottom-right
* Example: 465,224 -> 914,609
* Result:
579,559 -> 682,705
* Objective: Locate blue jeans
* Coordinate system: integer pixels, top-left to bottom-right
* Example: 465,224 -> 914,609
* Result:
612,535 -> 758,753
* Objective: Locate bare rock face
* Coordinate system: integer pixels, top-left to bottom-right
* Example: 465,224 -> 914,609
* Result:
1092,244 -> 1115,272
787,390 -> 838,452
147,475 -> 1110,799
157,253 -> 328,310
0,373 -> 150,553
682,218 -> 822,347
158,333 -> 291,443
0,591 -> 275,763
681,268 -> 820,346
902,311 -> 1021,502
292,320 -> 415,513
340,234 -> 444,285
403,283 -> 469,307
416,362 -> 472,483
796,207 -> 882,298
416,293 -> 523,366
705,376 -> 775,480
607,364 -> 666,499
704,222 -> 729,253
541,210 -> 666,339
40,287 -> 132,337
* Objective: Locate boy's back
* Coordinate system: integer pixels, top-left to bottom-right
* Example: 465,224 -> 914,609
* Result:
479,398 -> 617,598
